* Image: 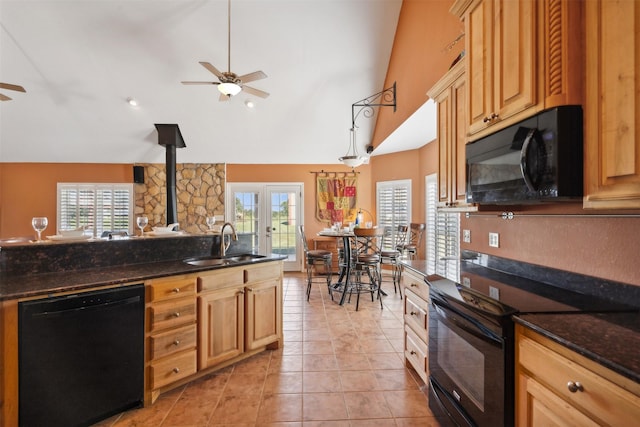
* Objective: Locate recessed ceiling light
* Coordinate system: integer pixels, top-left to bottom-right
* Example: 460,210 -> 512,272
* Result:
127,97 -> 138,107
244,99 -> 255,109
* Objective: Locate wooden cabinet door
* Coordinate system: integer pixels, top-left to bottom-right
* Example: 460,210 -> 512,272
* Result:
584,0 -> 640,209
492,0 -> 537,123
428,60 -> 469,209
464,0 -> 536,136
245,277 -> 282,351
198,285 -> 245,369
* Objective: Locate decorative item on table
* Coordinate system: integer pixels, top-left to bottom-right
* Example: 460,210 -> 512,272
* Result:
31,217 -> 48,242
150,223 -> 179,235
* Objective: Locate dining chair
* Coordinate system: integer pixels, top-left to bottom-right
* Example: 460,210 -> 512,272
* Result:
380,225 -> 407,297
397,223 -> 425,260
299,225 -> 333,301
348,227 -> 385,310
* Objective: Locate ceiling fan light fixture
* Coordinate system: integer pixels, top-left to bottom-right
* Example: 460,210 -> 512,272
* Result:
218,82 -> 242,97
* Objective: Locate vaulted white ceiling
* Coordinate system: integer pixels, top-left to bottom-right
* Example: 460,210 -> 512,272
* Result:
0,0 -> 435,165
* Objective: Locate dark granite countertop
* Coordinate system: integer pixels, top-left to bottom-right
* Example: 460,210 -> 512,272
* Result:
515,313 -> 640,384
0,254 -> 286,301
400,259 -> 640,385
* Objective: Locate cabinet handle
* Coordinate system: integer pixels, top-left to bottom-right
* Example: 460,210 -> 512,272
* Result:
173,312 -> 181,318
483,112 -> 500,123
410,311 -> 418,316
410,283 -> 418,287
246,288 -> 254,292
172,287 -> 181,293
410,350 -> 416,355
173,367 -> 180,374
173,340 -> 180,346
567,381 -> 584,393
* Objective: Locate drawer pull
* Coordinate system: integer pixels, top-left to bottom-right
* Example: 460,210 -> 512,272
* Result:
410,350 -> 416,355
173,367 -> 180,374
410,283 -> 418,287
173,312 -> 181,318
172,287 -> 181,293
567,381 -> 584,393
173,340 -> 180,346
410,311 -> 418,316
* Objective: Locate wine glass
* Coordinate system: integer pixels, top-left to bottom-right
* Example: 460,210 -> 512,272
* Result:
136,216 -> 148,237
206,216 -> 216,231
31,217 -> 48,242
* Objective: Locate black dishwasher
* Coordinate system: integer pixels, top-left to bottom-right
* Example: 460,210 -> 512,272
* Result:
18,284 -> 145,427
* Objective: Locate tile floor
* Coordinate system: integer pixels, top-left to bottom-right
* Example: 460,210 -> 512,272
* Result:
96,272 -> 443,426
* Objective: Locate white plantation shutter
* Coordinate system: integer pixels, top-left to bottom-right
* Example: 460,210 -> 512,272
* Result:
376,180 -> 411,250
58,183 -> 133,237
426,174 -> 459,281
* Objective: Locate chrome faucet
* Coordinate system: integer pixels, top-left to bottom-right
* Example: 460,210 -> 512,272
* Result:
220,222 -> 238,257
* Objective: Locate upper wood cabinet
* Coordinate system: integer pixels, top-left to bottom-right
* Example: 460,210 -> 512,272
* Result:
427,60 -> 472,209
451,0 -> 583,140
583,0 -> 640,209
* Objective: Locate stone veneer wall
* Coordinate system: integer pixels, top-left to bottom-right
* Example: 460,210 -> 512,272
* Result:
134,163 -> 225,234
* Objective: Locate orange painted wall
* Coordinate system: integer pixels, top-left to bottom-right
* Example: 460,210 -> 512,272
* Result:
0,163 -> 132,238
227,163 -> 373,241
371,0 -> 463,149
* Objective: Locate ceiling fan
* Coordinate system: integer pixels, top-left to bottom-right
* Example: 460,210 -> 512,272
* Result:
0,83 -> 26,101
181,0 -> 269,101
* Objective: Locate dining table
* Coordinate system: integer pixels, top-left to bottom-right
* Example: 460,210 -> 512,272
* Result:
317,229 -> 354,305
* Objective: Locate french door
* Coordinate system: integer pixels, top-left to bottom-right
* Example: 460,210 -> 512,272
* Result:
226,183 -> 303,271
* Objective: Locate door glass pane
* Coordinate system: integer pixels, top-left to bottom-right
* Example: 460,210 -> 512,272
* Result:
233,192 -> 260,253
270,191 -> 297,261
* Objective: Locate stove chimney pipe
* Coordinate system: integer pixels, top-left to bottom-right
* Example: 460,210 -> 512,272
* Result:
154,124 -> 186,226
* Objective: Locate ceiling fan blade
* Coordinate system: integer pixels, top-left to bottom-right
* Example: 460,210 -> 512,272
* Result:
237,70 -> 267,84
199,62 -> 225,79
242,85 -> 270,99
0,93 -> 12,101
181,81 -> 220,85
219,92 -> 231,102
0,83 -> 25,92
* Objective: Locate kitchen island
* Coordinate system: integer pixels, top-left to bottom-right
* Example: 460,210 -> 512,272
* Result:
0,235 -> 286,426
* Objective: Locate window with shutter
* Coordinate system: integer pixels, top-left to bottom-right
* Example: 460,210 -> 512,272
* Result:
376,180 -> 411,250
57,183 -> 134,237
426,174 -> 460,282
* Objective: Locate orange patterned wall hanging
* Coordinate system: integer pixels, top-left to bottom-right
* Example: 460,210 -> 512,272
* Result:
315,173 -> 358,224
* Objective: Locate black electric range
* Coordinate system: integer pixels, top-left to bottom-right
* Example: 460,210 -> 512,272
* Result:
426,262 -> 637,427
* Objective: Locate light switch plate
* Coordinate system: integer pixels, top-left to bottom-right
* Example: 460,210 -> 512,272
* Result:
489,232 -> 500,248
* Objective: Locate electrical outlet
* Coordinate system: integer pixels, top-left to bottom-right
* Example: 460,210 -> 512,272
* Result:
489,232 -> 500,248
463,229 -> 471,243
462,277 -> 471,288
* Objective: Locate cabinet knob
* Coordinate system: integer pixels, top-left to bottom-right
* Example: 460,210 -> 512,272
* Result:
410,311 -> 418,316
246,287 -> 254,292
567,381 -> 584,393
410,350 -> 416,355
173,287 -> 181,293
173,312 -> 181,318
173,367 -> 180,374
410,283 -> 418,287
483,116 -> 491,123
173,340 -> 180,346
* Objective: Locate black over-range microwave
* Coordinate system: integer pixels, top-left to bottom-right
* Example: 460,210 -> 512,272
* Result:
465,105 -> 583,205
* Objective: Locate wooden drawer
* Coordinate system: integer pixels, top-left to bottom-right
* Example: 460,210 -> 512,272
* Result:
149,296 -> 196,332
149,324 -> 197,360
198,267 -> 244,292
404,288 -> 428,343
149,349 -> 197,390
244,262 -> 281,283
404,325 -> 428,383
148,277 -> 196,302
519,334 -> 640,426
403,270 -> 429,302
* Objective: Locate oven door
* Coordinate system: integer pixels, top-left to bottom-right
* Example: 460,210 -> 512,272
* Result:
428,292 -> 512,427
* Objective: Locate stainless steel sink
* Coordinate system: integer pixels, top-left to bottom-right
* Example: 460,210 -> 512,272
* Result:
184,254 -> 266,267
